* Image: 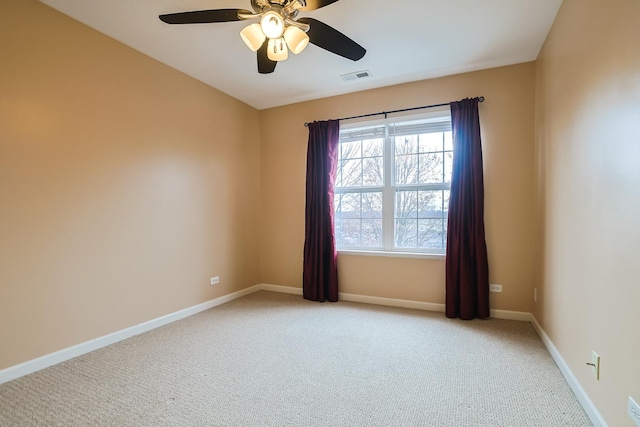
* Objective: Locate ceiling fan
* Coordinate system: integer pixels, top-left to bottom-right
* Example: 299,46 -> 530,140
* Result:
159,0 -> 366,74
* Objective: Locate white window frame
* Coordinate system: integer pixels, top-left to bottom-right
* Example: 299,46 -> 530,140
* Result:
334,108 -> 452,257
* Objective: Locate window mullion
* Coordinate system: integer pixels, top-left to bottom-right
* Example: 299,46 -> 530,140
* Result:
382,123 -> 394,250
359,140 -> 364,187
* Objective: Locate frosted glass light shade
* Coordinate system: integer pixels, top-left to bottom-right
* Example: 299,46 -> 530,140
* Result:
283,26 -> 309,54
240,24 -> 266,51
260,11 -> 285,39
267,38 -> 288,61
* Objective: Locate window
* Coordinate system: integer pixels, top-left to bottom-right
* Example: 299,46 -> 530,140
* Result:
334,110 -> 452,255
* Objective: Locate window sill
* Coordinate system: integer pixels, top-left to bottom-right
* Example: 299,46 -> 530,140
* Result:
337,250 -> 445,260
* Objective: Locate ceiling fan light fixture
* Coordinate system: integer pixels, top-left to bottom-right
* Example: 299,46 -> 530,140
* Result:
261,11 -> 285,39
283,26 -> 309,54
240,23 -> 266,51
159,0 -> 367,75
267,38 -> 288,61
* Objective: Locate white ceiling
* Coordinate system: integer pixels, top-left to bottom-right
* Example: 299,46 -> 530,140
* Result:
39,0 -> 563,110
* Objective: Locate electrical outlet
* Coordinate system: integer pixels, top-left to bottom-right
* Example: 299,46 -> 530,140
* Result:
591,351 -> 600,380
489,284 -> 502,293
629,396 -> 640,427
210,276 -> 220,285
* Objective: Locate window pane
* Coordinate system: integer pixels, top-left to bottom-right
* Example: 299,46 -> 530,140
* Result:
418,153 -> 444,184
395,190 -> 418,219
334,217 -> 342,242
362,219 -> 383,247
443,190 -> 450,219
336,193 -> 361,218
340,159 -> 362,187
444,131 -> 453,151
363,157 -> 383,186
395,135 -> 418,155
341,219 -> 361,246
418,132 -> 444,153
418,190 -> 450,219
341,140 -> 361,159
444,151 -> 453,183
362,192 -> 382,219
395,219 -> 417,248
363,138 -> 383,157
418,190 -> 435,219
418,190 -> 441,219
395,154 -> 418,184
335,192 -> 382,249
418,219 -> 445,250
337,137 -> 384,189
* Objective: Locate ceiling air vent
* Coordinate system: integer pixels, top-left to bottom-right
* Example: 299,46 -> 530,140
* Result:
341,70 -> 372,81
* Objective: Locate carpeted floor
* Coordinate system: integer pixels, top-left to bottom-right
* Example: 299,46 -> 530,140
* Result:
0,291 -> 592,426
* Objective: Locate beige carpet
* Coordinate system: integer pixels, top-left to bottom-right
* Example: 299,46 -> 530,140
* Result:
0,291 -> 592,426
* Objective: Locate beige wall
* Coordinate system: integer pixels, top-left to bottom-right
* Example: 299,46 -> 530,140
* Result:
260,63 -> 536,312
534,0 -> 640,425
0,0 -> 261,370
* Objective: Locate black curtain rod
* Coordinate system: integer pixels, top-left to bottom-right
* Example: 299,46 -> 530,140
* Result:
304,96 -> 484,127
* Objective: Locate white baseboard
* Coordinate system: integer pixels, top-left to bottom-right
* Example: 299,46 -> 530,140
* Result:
258,284 -> 444,312
258,284 -> 531,321
260,284 -> 303,295
0,285 -> 262,385
258,284 -> 448,313
490,309 -> 532,322
530,315 -> 607,427
259,284 -> 446,312
339,292 -> 447,312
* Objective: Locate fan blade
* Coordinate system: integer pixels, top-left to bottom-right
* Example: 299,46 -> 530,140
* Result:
159,9 -> 251,24
299,0 -> 341,11
257,41 -> 277,74
297,18 -> 366,61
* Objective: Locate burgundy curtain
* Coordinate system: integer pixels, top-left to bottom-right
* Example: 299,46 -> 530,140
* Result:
445,98 -> 490,320
303,120 -> 340,302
